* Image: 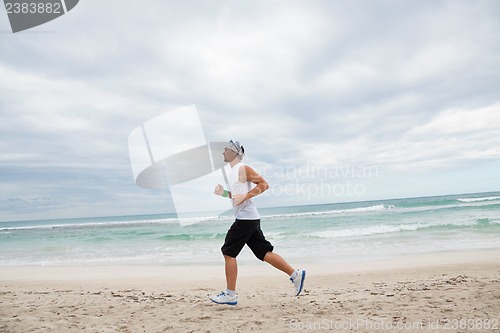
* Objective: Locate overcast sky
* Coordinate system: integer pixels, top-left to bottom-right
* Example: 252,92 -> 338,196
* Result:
1,0 -> 500,222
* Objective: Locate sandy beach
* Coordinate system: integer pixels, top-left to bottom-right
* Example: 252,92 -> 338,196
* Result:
1,250 -> 499,333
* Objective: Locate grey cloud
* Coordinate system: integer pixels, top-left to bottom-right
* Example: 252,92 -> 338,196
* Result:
1,0 -> 499,219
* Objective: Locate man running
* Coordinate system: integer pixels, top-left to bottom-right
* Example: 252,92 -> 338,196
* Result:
208,140 -> 306,305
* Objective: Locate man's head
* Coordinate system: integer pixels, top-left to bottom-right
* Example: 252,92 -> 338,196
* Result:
223,140 -> 245,163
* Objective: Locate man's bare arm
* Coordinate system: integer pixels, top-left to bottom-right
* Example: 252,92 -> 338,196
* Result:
233,166 -> 269,205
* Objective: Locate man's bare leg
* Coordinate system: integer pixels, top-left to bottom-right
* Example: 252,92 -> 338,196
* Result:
224,255 -> 237,291
264,251 -> 306,296
263,252 -> 294,275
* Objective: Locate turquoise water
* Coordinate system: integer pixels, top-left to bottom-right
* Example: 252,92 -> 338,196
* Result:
0,192 -> 499,266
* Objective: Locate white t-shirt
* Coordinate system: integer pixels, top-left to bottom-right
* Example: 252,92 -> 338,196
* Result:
228,162 -> 260,220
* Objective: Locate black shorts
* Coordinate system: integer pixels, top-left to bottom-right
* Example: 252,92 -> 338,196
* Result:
221,219 -> 274,261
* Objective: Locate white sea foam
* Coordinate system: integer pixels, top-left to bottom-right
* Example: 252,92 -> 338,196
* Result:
457,196 -> 500,203
0,216 -> 227,231
307,224 -> 423,239
262,204 -> 387,220
262,200 -> 498,220
306,219 -> 480,239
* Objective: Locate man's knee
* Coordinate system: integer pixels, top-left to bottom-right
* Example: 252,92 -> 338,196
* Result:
262,251 -> 273,262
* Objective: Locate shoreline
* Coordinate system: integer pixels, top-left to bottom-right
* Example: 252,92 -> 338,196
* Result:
1,249 -> 499,332
1,248 -> 499,281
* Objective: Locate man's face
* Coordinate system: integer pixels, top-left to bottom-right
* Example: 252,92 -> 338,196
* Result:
223,147 -> 238,162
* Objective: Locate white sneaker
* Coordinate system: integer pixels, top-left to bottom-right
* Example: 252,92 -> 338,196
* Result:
290,269 -> 306,296
208,291 -> 238,305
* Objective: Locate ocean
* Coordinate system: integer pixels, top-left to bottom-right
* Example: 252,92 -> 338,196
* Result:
1,192 -> 499,267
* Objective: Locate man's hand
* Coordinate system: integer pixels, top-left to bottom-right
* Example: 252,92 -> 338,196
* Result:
214,184 -> 224,196
232,193 -> 247,206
